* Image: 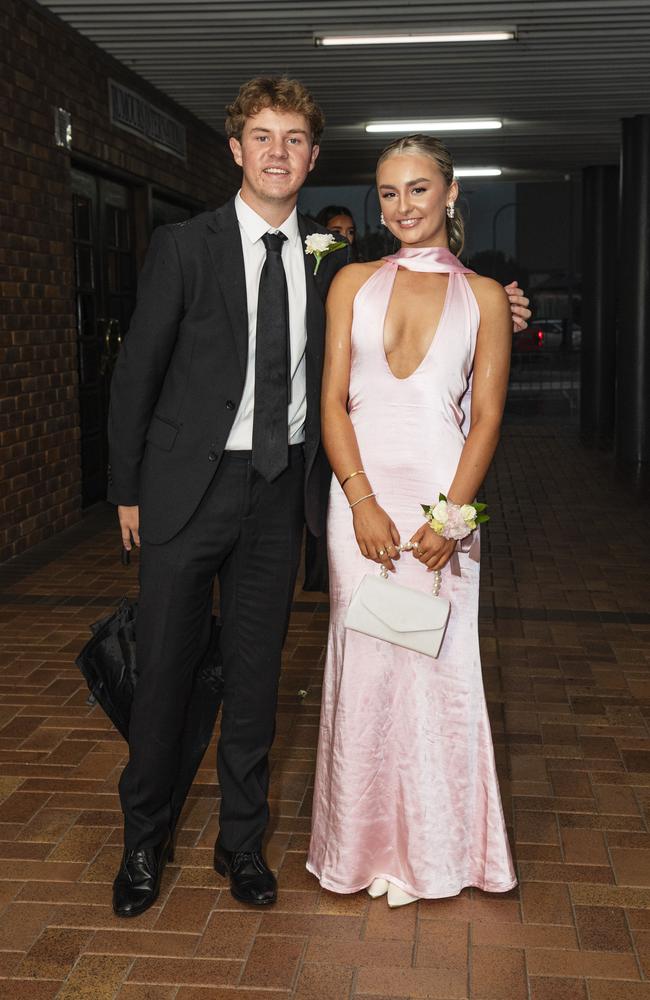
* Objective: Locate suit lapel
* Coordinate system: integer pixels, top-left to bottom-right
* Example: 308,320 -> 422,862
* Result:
298,213 -> 325,341
298,214 -> 328,475
206,200 -> 248,378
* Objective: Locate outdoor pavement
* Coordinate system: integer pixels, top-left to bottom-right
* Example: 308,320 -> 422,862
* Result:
0,418 -> 649,999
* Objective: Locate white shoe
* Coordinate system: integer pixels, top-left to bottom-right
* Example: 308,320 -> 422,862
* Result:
367,878 -> 389,898
387,882 -> 419,907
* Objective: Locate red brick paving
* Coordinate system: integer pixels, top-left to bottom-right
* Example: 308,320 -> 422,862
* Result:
0,421 -> 649,998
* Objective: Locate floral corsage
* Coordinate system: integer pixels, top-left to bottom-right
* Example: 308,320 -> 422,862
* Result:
304,233 -> 347,274
421,493 -> 489,541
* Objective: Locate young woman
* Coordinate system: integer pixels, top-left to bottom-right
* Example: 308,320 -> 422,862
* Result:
315,204 -> 357,247
307,135 -> 517,907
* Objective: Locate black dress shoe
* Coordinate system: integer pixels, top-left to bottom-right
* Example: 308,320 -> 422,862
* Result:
113,835 -> 172,918
213,842 -> 277,906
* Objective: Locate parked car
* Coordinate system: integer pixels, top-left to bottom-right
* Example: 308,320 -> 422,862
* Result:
512,319 -> 581,352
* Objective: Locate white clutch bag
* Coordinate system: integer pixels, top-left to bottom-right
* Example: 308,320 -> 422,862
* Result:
344,548 -> 450,658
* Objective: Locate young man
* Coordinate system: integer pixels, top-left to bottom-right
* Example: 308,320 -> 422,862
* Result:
107,76 -> 531,917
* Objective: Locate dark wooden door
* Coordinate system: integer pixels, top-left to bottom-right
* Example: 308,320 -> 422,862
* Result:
71,169 -> 136,505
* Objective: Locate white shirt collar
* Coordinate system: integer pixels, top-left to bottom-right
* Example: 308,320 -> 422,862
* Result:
235,190 -> 300,248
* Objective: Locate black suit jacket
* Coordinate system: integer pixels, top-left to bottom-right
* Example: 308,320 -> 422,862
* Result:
107,198 -> 348,544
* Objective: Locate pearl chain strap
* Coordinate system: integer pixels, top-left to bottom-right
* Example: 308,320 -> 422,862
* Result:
379,542 -> 442,596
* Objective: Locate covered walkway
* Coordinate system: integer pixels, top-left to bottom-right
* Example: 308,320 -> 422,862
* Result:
0,417 -> 649,998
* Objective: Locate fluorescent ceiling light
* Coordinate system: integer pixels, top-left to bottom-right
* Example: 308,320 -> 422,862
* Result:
316,31 -> 515,46
366,120 -> 503,133
454,168 -> 503,178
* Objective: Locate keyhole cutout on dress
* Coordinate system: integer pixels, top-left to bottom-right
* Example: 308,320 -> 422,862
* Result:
382,268 -> 451,381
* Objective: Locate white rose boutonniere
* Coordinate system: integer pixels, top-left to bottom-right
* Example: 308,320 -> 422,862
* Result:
304,232 -> 347,274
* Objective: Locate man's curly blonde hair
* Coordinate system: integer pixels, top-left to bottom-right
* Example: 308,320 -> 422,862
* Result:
225,77 -> 325,144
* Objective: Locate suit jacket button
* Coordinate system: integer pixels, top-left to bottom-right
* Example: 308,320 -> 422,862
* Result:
225,399 -> 235,410
208,451 -> 217,462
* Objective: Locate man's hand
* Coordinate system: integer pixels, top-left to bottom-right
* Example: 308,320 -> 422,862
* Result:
504,281 -> 531,333
117,505 -> 140,551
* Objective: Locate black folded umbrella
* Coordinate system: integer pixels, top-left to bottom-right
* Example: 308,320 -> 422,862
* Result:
76,595 -> 223,836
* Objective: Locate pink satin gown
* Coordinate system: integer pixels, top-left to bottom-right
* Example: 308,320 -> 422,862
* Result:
307,246 -> 517,899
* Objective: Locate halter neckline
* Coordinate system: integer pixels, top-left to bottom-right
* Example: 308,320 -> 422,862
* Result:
383,245 -> 472,274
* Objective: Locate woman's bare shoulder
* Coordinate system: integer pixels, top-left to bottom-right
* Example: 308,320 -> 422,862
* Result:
328,259 -> 384,298
465,272 -> 510,307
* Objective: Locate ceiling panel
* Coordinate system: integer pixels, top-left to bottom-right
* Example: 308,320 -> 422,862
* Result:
36,0 -> 650,182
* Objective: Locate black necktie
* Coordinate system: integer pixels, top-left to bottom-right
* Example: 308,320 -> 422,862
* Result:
252,231 -> 289,481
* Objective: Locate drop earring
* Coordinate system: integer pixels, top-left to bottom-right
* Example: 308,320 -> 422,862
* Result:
380,212 -> 385,226
446,204 -> 455,219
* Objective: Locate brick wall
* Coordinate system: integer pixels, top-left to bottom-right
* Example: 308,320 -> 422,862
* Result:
0,0 -> 239,562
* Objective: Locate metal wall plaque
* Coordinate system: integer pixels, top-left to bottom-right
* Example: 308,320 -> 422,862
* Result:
108,80 -> 187,160
54,107 -> 72,150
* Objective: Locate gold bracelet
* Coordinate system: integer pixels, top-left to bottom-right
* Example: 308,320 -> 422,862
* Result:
341,469 -> 366,489
349,492 -> 376,509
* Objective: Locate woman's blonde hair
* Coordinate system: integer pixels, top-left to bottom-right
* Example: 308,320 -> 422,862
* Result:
377,134 -> 464,256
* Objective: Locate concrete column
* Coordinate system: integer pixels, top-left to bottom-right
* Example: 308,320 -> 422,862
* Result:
617,116 -> 650,484
580,165 -> 618,447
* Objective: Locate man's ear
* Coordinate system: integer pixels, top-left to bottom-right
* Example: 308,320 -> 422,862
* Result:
229,136 -> 243,167
308,143 -> 320,174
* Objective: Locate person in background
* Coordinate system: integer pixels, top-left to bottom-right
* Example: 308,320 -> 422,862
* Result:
315,204 -> 357,247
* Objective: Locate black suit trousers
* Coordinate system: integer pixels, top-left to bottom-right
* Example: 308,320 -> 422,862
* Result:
119,446 -> 305,851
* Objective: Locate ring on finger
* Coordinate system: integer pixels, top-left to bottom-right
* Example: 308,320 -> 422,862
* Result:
378,548 -> 386,557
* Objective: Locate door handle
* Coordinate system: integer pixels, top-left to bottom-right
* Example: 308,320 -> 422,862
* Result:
98,318 -> 122,377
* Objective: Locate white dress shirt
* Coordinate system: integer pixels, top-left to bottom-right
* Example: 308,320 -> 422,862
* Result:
225,191 -> 308,450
